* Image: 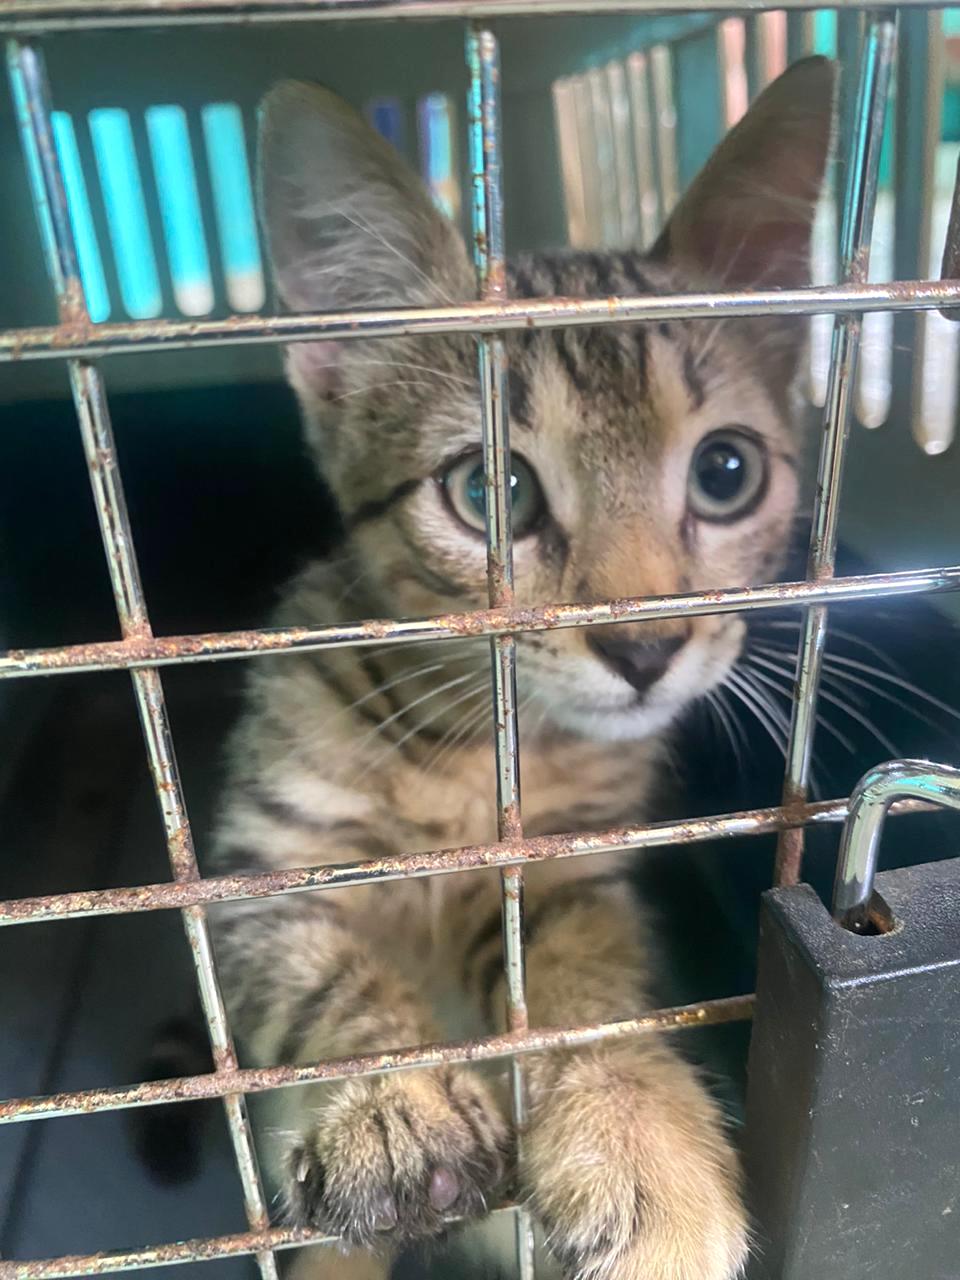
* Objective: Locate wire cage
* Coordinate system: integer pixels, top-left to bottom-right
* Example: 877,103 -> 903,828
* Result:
1,2 -> 960,1279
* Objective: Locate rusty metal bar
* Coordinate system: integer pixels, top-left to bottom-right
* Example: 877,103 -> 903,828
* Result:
467,27 -> 535,1274
775,12 -> 897,886
1,280 -> 959,364
2,564 -> 958,680
0,0 -> 943,34
5,41 -> 79,317
5,40 -> 278,1280
0,995 -> 756,1127
0,1205 -> 529,1279
2,794 -> 942,928
0,1227 -> 335,1279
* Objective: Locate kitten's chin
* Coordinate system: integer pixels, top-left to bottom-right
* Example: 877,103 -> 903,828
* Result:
539,697 -> 683,744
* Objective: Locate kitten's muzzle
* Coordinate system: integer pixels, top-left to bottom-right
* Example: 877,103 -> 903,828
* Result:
587,630 -> 688,697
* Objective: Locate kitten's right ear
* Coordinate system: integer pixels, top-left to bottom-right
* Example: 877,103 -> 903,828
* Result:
258,81 -> 474,318
652,56 -> 837,289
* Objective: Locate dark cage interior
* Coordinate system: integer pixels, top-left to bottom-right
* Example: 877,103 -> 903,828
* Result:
2,7 -> 960,1280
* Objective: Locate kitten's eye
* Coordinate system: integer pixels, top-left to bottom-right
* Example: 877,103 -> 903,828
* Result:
441,451 -> 545,537
688,429 -> 767,521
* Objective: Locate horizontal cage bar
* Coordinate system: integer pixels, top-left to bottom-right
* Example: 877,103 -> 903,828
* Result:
0,796 -> 938,928
0,1207 -> 521,1279
0,1226 -> 351,1279
2,565 -> 958,679
2,280 -> 960,362
0,995 -> 755,1125
0,0 -> 946,34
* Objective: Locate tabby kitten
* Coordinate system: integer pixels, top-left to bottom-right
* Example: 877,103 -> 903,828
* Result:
210,56 -> 835,1280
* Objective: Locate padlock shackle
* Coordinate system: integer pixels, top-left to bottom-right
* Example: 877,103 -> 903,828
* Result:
833,759 -> 960,931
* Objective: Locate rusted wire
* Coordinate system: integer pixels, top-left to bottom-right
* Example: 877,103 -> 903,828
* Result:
0,1226 -> 334,1280
0,995 -> 755,1127
0,1204 -> 526,1278
1,794 -> 941,928
0,279 -> 959,363
2,564 -> 958,680
467,25 -> 536,1275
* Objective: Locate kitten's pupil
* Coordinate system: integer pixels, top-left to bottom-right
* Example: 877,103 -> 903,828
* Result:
688,429 -> 767,521
697,444 -> 745,502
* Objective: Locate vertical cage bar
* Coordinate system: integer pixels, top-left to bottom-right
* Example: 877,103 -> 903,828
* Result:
5,40 -> 279,1280
466,24 -> 535,1279
775,12 -> 897,885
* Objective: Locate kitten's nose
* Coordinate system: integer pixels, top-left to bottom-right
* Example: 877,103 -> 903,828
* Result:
587,631 -> 687,696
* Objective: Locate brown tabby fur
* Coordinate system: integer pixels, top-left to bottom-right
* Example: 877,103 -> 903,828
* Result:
209,55 -> 837,1280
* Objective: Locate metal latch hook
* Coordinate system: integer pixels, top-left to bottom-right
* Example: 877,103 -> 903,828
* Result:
833,758 -> 960,931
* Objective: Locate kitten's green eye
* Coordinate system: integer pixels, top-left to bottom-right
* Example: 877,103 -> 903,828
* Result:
441,452 -> 544,537
688,429 -> 767,521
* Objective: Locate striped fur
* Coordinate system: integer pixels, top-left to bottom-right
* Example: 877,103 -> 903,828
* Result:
210,57 -> 836,1280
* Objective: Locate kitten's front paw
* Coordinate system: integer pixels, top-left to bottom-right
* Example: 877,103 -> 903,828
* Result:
284,1067 -> 508,1246
526,1046 -> 748,1280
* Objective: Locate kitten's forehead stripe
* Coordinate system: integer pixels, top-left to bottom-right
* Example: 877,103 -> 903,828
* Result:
503,249 -> 729,418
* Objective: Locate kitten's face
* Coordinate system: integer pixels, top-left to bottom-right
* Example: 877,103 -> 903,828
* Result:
259,61 -> 835,743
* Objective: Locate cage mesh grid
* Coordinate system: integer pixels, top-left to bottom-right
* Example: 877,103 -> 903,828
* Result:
0,2 -> 958,1277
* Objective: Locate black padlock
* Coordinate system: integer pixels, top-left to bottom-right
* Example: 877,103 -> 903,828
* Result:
744,760 -> 960,1279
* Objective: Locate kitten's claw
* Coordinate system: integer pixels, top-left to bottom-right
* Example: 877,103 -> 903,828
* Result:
284,1068 -> 507,1246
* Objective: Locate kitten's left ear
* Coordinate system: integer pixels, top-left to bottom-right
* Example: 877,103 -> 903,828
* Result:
652,56 -> 837,289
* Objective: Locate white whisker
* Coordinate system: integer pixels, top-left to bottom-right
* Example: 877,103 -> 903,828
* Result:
334,204 -> 457,305
725,669 -> 788,759
821,651 -> 960,725
344,355 -> 474,389
329,378 -> 439,404
704,688 -> 747,774
750,618 -> 904,675
420,692 -> 494,776
351,678 -> 490,785
743,657 -> 857,754
299,659 -> 448,750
